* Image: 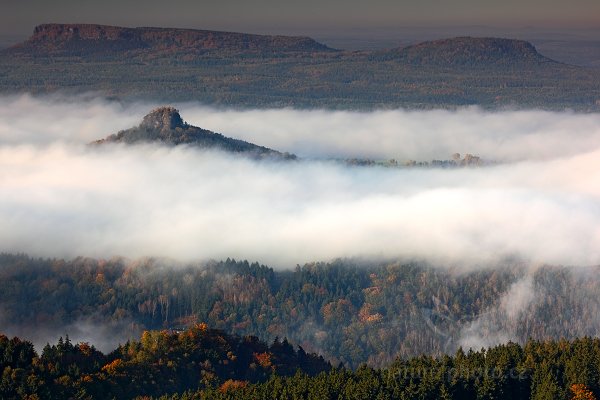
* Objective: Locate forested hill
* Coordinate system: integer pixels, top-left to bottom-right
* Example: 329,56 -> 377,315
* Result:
10,23 -> 336,55
385,37 -> 554,66
1,24 -> 599,110
2,329 -> 600,399
92,106 -> 296,159
0,324 -> 331,399
3,254 -> 600,369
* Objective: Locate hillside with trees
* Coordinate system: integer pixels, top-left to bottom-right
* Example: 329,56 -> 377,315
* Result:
1,327 -> 600,399
1,24 -> 599,110
2,253 -> 600,369
0,324 -> 330,399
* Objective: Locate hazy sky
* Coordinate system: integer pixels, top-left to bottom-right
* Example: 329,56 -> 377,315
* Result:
2,0 -> 599,36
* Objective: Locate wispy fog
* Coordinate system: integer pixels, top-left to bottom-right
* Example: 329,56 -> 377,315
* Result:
0,309 -> 140,353
181,105 -> 600,161
1,94 -> 599,268
4,94 -> 600,162
458,276 -> 538,349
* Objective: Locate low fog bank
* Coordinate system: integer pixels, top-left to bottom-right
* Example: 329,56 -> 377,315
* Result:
0,94 -> 599,268
457,269 -> 600,351
0,313 -> 140,353
3,93 -> 600,162
0,94 -> 153,146
1,143 -> 599,268
180,105 -> 600,162
413,268 -> 600,354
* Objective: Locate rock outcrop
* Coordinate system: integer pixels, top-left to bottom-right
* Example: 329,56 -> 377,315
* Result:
12,23 -> 335,55
92,107 -> 296,160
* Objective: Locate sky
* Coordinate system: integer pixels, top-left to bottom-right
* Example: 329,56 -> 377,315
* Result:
2,0 -> 599,37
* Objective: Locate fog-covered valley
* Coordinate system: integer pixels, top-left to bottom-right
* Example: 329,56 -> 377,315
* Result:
1,94 -> 600,268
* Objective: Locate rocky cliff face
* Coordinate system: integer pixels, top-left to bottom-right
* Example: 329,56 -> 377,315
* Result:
17,23 -> 335,54
140,107 -> 186,131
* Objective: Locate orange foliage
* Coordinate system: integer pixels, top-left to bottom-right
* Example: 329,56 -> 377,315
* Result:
78,342 -> 92,356
196,322 -> 208,332
571,384 -> 597,400
101,358 -> 124,375
218,379 -> 248,393
358,303 -> 383,323
254,352 -> 272,368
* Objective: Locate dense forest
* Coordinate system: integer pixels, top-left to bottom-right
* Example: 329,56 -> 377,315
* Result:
2,253 -> 600,369
2,326 -> 600,399
0,324 -> 330,399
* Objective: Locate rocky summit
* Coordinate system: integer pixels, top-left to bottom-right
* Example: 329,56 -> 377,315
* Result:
140,106 -> 186,131
10,23 -> 335,56
92,107 -> 295,160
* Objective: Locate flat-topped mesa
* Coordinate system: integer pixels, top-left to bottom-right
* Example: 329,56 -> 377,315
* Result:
388,37 -> 554,66
92,107 -> 296,160
18,23 -> 335,54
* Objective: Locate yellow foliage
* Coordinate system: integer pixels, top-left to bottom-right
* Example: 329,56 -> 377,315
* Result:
55,375 -> 72,386
101,358 -> 124,375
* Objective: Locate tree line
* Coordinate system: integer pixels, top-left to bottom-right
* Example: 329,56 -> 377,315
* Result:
1,326 -> 600,399
2,253 -> 600,369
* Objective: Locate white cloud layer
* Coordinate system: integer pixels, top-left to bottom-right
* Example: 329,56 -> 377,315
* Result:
180,105 -> 600,161
1,94 -> 600,268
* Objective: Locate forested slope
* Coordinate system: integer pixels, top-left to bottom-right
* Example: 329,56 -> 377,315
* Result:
2,254 -> 600,369
2,24 -> 600,110
1,328 -> 600,399
0,324 -> 330,399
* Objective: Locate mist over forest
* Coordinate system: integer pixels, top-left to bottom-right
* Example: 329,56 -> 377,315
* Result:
1,91 -> 600,399
1,94 -> 600,268
1,0 -> 599,394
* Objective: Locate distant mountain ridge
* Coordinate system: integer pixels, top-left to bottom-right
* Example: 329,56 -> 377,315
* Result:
385,37 -> 554,66
11,23 -> 335,55
2,23 -> 598,110
10,24 -> 554,65
93,107 -> 296,159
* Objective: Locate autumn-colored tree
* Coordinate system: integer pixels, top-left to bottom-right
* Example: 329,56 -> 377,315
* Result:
254,352 -> 273,369
571,384 -> 597,400
218,379 -> 248,393
101,358 -> 124,375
